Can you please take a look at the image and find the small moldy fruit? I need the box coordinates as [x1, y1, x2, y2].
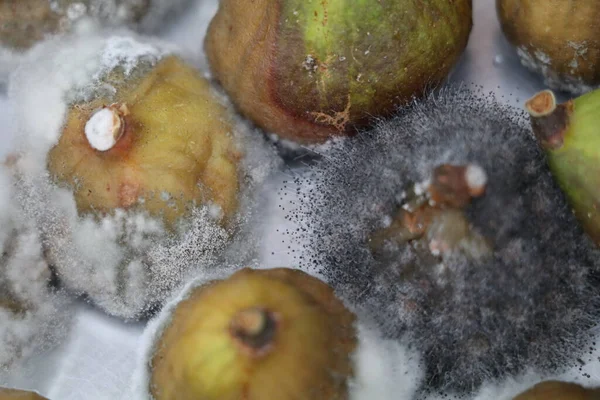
[8, 33, 281, 319]
[149, 267, 357, 400]
[205, 0, 473, 144]
[513, 381, 600, 400]
[526, 89, 600, 246]
[497, 0, 600, 94]
[0, 163, 71, 370]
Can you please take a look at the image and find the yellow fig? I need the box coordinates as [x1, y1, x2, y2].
[9, 32, 281, 319]
[497, 0, 600, 94]
[513, 381, 600, 400]
[150, 268, 357, 400]
[47, 55, 240, 229]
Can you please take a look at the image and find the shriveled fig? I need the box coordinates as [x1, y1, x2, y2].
[8, 32, 280, 318]
[0, 164, 71, 370]
[47, 55, 240, 229]
[286, 87, 600, 392]
[205, 0, 473, 144]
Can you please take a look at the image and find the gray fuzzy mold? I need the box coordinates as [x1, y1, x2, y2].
[283, 87, 600, 394]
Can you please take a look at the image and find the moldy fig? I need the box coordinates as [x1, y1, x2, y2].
[148, 267, 357, 400]
[497, 0, 600, 94]
[8, 32, 280, 319]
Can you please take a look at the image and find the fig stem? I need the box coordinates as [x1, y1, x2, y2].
[370, 163, 489, 259]
[525, 90, 573, 151]
[428, 163, 487, 208]
[230, 307, 278, 357]
[84, 104, 128, 151]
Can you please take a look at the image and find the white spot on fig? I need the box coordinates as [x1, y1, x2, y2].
[84, 106, 124, 151]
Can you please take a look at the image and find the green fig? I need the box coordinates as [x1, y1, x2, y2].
[205, 0, 473, 144]
[497, 0, 600, 94]
[149, 267, 357, 400]
[525, 89, 600, 246]
[513, 380, 600, 400]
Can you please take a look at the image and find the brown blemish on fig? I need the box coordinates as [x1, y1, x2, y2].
[118, 180, 140, 208]
[309, 94, 352, 132]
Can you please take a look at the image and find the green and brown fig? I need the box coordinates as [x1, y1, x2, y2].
[0, 388, 48, 400]
[149, 267, 357, 400]
[513, 381, 600, 400]
[526, 89, 600, 246]
[205, 0, 473, 144]
[497, 0, 600, 94]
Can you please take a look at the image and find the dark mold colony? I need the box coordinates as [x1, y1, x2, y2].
[283, 87, 600, 393]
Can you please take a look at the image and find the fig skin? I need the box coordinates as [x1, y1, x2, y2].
[0, 388, 48, 400]
[497, 0, 600, 94]
[513, 381, 600, 400]
[205, 0, 473, 144]
[47, 55, 240, 229]
[525, 89, 600, 246]
[150, 267, 357, 400]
